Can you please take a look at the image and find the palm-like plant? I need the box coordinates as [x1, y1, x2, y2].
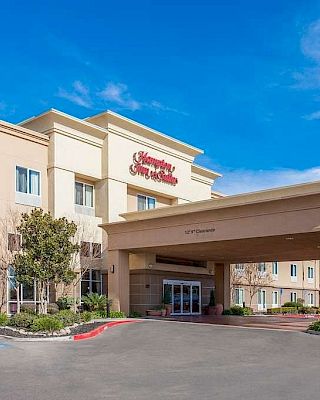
[81, 293, 107, 311]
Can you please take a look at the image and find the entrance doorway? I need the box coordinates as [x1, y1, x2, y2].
[163, 280, 201, 315]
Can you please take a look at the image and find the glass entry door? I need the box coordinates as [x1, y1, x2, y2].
[164, 280, 201, 315]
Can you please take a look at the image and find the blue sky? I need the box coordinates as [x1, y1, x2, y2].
[2, 1, 320, 194]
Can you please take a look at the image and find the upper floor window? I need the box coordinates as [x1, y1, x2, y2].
[235, 264, 245, 276]
[290, 264, 297, 281]
[307, 266, 314, 281]
[75, 182, 94, 208]
[16, 166, 40, 196]
[272, 262, 278, 276]
[80, 241, 102, 259]
[137, 195, 156, 211]
[8, 234, 21, 252]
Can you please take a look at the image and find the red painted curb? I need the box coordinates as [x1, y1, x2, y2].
[73, 320, 140, 341]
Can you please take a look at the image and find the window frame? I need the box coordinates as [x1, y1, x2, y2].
[290, 291, 297, 303]
[272, 290, 279, 307]
[15, 166, 41, 196]
[137, 194, 156, 211]
[307, 266, 314, 282]
[80, 269, 102, 297]
[290, 264, 297, 282]
[74, 181, 94, 208]
[307, 292, 314, 306]
[272, 262, 278, 279]
[234, 287, 244, 306]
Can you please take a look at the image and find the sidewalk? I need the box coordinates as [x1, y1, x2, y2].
[153, 315, 320, 332]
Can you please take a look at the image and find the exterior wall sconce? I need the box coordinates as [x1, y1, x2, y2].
[110, 265, 115, 273]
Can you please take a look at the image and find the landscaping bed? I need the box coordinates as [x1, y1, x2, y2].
[0, 321, 107, 338]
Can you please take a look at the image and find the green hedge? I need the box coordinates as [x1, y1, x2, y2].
[267, 307, 298, 314]
[31, 316, 63, 333]
[0, 312, 8, 326]
[222, 306, 253, 316]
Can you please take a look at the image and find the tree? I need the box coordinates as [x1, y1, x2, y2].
[63, 215, 104, 312]
[13, 209, 79, 314]
[231, 263, 272, 308]
[0, 208, 22, 312]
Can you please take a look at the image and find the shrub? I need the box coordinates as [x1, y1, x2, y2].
[243, 307, 253, 316]
[20, 304, 37, 314]
[81, 293, 108, 312]
[9, 312, 38, 328]
[222, 309, 232, 315]
[80, 311, 92, 323]
[267, 307, 298, 315]
[230, 306, 245, 315]
[109, 311, 126, 318]
[283, 302, 300, 308]
[0, 312, 8, 326]
[129, 311, 142, 318]
[309, 321, 320, 332]
[54, 310, 80, 327]
[31, 316, 63, 333]
[47, 303, 59, 314]
[56, 296, 75, 311]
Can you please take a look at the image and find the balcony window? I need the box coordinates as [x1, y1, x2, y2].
[75, 182, 94, 207]
[15, 166, 41, 207]
[137, 195, 156, 211]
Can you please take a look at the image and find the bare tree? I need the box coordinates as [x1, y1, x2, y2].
[231, 263, 272, 308]
[0, 208, 22, 312]
[62, 215, 104, 312]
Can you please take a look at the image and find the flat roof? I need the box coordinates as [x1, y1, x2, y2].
[113, 180, 320, 222]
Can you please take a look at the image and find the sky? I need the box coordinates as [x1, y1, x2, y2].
[2, 0, 320, 194]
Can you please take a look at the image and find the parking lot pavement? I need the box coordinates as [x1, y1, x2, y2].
[1, 320, 320, 400]
[0, 341, 12, 349]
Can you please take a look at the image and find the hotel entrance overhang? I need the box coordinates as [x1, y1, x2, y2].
[101, 180, 320, 313]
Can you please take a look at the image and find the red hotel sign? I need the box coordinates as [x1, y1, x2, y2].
[129, 151, 178, 186]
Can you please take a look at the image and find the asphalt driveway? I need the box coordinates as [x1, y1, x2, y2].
[0, 320, 319, 400]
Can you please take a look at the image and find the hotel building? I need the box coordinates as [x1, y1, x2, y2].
[0, 109, 319, 315]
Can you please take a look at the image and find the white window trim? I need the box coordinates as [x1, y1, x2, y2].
[307, 293, 314, 307]
[15, 166, 41, 207]
[272, 291, 279, 307]
[257, 289, 267, 310]
[234, 287, 244, 306]
[272, 262, 278, 280]
[307, 266, 314, 283]
[75, 181, 95, 209]
[137, 193, 156, 211]
[290, 264, 297, 282]
[290, 291, 297, 303]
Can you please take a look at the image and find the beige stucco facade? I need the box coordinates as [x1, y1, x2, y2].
[1, 108, 320, 316]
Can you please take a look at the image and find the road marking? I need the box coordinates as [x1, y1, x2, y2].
[0, 342, 11, 349]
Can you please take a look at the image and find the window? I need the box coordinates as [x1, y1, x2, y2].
[272, 291, 279, 307]
[75, 182, 94, 207]
[8, 234, 21, 252]
[137, 195, 156, 211]
[80, 242, 102, 259]
[307, 292, 314, 306]
[234, 288, 244, 306]
[81, 269, 102, 296]
[290, 264, 297, 282]
[16, 166, 40, 196]
[307, 266, 314, 281]
[235, 264, 245, 276]
[7, 266, 48, 315]
[272, 262, 278, 277]
[257, 263, 266, 277]
[290, 292, 297, 303]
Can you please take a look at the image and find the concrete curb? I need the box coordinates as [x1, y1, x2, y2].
[0, 319, 141, 342]
[306, 330, 320, 335]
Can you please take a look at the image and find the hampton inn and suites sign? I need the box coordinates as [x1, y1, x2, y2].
[129, 151, 178, 186]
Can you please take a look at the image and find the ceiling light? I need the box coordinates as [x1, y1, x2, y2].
[285, 237, 294, 240]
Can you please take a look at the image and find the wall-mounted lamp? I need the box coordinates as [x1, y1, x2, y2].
[110, 265, 115, 274]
